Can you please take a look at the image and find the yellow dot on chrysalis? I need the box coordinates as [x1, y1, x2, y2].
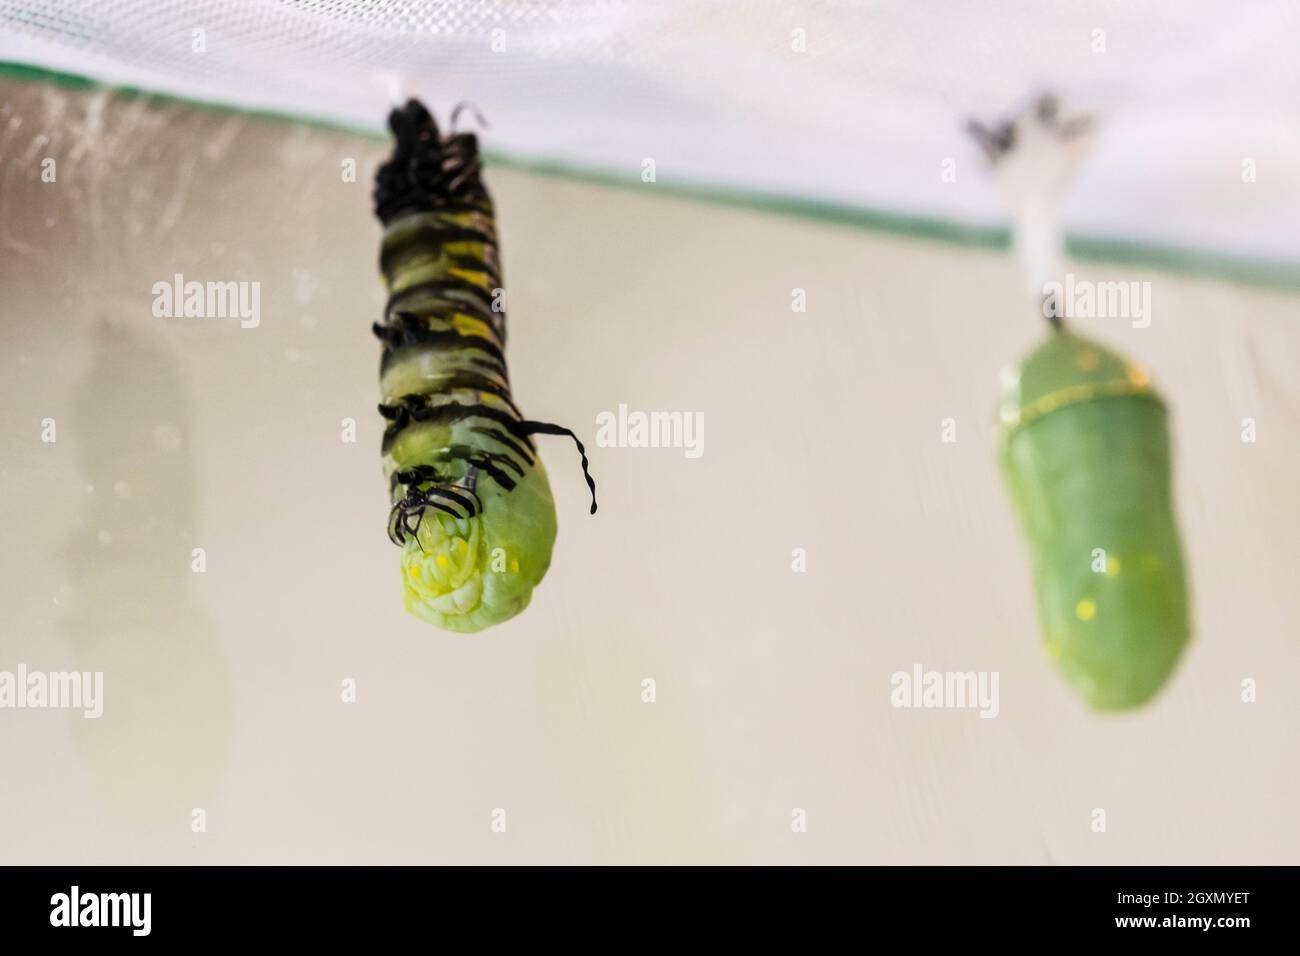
[1126, 364, 1150, 387]
[435, 553, 449, 569]
[1076, 349, 1100, 371]
[1045, 639, 1063, 660]
[1076, 598, 1097, 622]
[1106, 556, 1121, 577]
[510, 558, 520, 573]
[458, 539, 468, 555]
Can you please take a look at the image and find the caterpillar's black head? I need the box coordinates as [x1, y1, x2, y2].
[374, 99, 489, 225]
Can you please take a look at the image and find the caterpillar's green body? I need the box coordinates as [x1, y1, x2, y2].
[373, 101, 594, 633]
[999, 332, 1190, 709]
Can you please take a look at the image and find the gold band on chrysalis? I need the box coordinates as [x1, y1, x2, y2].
[1000, 376, 1163, 433]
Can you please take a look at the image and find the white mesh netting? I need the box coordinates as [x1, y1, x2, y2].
[2, 1, 1299, 270]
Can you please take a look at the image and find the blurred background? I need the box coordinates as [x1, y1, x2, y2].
[0, 1, 1297, 864]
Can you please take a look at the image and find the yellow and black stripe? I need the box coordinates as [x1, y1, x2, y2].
[372, 100, 595, 550]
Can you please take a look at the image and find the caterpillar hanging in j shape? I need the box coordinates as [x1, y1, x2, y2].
[372, 99, 596, 633]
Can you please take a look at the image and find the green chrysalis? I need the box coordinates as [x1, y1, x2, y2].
[372, 100, 595, 632]
[999, 331, 1190, 709]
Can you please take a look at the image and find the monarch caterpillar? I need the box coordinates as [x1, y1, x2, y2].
[372, 99, 596, 632]
[999, 330, 1190, 709]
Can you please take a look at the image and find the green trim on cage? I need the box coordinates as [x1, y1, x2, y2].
[3, 58, 1299, 293]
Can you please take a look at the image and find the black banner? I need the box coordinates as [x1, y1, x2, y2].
[0, 865, 1281, 942]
